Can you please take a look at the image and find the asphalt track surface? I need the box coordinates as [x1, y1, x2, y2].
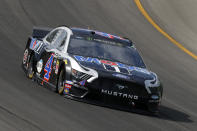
[0, 0, 197, 130]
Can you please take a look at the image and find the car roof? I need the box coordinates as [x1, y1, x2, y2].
[70, 27, 133, 47]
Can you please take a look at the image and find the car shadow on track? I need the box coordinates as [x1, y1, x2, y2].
[158, 105, 193, 123]
[66, 96, 193, 123]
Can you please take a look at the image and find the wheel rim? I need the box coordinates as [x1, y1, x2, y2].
[58, 71, 65, 94]
[28, 67, 34, 78]
[27, 59, 34, 79]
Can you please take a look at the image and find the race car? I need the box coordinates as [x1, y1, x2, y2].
[22, 26, 163, 113]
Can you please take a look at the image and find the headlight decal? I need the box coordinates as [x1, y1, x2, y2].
[37, 59, 43, 73]
[144, 73, 160, 94]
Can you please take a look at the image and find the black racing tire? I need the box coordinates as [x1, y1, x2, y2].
[57, 69, 66, 95]
[147, 102, 160, 114]
[26, 56, 34, 79]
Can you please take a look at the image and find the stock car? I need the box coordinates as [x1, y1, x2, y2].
[22, 26, 163, 113]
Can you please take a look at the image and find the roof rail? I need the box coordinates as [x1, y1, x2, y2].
[58, 25, 69, 28]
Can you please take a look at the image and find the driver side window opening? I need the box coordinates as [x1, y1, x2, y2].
[56, 30, 67, 51]
[46, 29, 67, 51]
[58, 37, 66, 50]
[46, 30, 59, 43]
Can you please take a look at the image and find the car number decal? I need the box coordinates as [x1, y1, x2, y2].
[44, 54, 54, 82]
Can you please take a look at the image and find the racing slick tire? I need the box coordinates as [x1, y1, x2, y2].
[26, 56, 34, 79]
[147, 102, 160, 114]
[57, 69, 65, 95]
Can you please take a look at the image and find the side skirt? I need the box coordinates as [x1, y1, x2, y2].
[34, 74, 57, 92]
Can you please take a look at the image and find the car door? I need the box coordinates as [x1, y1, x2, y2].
[39, 28, 67, 86]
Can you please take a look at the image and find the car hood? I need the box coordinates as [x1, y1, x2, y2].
[72, 55, 157, 86]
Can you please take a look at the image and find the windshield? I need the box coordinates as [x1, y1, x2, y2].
[68, 36, 146, 68]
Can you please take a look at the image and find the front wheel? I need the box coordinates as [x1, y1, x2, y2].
[26, 56, 34, 79]
[147, 102, 160, 114]
[57, 69, 65, 95]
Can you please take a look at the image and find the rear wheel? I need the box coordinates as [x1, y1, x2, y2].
[57, 69, 65, 95]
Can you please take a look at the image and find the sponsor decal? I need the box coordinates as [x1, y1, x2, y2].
[93, 38, 123, 46]
[64, 83, 72, 94]
[79, 80, 86, 86]
[65, 80, 73, 85]
[101, 89, 138, 100]
[74, 55, 101, 65]
[29, 38, 44, 54]
[115, 84, 127, 90]
[100, 60, 117, 66]
[30, 38, 38, 50]
[74, 55, 150, 74]
[112, 73, 130, 80]
[55, 60, 59, 74]
[64, 59, 68, 65]
[95, 31, 125, 40]
[23, 49, 28, 64]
